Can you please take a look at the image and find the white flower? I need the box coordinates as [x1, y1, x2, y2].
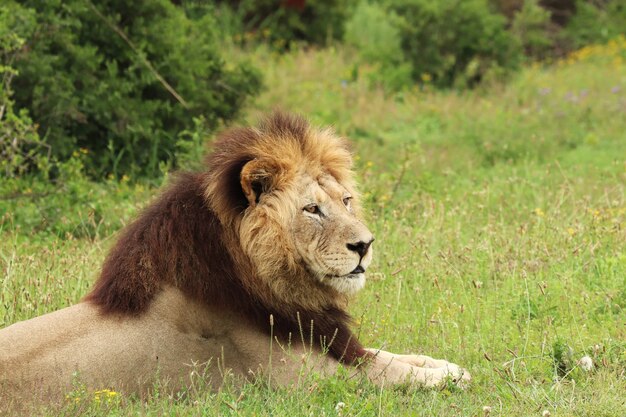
[335, 402, 346, 413]
[578, 355, 593, 371]
[483, 405, 492, 415]
[542, 410, 551, 417]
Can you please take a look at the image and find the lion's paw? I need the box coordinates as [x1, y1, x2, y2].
[364, 348, 471, 389]
[435, 362, 471, 389]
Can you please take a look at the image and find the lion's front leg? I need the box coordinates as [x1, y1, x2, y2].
[363, 348, 471, 388]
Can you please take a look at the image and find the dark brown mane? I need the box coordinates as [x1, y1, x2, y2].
[85, 112, 369, 364]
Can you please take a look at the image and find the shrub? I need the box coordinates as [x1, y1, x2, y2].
[216, 0, 351, 48]
[8, 0, 262, 178]
[0, 2, 51, 178]
[562, 0, 626, 49]
[344, 1, 412, 91]
[511, 0, 553, 59]
[388, 0, 523, 88]
[552, 339, 575, 378]
[345, 2, 403, 65]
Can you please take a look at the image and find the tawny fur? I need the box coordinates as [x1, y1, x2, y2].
[0, 112, 470, 410]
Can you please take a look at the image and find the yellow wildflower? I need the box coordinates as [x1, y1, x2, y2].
[93, 389, 118, 403]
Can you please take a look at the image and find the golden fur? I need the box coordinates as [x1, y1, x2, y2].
[0, 113, 469, 410]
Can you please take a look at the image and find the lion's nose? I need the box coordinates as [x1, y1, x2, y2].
[347, 237, 374, 258]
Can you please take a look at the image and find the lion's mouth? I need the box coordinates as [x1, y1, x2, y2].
[321, 266, 366, 280]
[350, 265, 365, 274]
[335, 265, 366, 279]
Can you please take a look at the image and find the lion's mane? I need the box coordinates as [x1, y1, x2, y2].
[85, 112, 368, 364]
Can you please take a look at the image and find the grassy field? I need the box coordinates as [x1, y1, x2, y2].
[1, 39, 626, 416]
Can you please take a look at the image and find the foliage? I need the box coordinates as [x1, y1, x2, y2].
[344, 1, 413, 91]
[345, 2, 403, 67]
[387, 0, 523, 88]
[563, 0, 626, 49]
[215, 0, 351, 49]
[510, 0, 553, 59]
[173, 115, 214, 172]
[557, 34, 626, 66]
[552, 339, 576, 377]
[6, 0, 261, 178]
[0, 174, 153, 241]
[0, 2, 51, 178]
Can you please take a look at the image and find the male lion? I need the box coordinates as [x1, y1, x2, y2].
[0, 113, 469, 408]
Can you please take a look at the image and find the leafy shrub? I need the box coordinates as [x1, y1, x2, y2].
[8, 0, 261, 178]
[552, 338, 575, 378]
[173, 116, 213, 172]
[0, 2, 52, 178]
[344, 1, 412, 91]
[216, 0, 350, 48]
[345, 2, 403, 64]
[511, 0, 553, 59]
[562, 0, 626, 49]
[388, 0, 523, 88]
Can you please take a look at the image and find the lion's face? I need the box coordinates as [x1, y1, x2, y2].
[290, 173, 374, 295]
[207, 113, 374, 304]
[238, 170, 374, 298]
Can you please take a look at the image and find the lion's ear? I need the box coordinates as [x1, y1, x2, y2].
[240, 159, 278, 207]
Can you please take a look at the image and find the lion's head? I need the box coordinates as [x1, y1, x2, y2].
[205, 112, 374, 306]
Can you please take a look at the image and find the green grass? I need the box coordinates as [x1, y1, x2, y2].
[1, 41, 625, 416]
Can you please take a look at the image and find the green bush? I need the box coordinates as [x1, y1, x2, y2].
[388, 0, 522, 88]
[511, 0, 553, 59]
[0, 2, 52, 178]
[344, 1, 413, 91]
[215, 0, 351, 48]
[562, 0, 626, 49]
[7, 0, 261, 178]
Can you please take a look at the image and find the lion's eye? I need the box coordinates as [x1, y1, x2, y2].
[342, 196, 352, 208]
[304, 204, 320, 215]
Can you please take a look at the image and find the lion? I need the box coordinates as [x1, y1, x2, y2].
[0, 112, 469, 409]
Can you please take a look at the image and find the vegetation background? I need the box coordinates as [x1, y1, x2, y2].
[1, 0, 625, 415]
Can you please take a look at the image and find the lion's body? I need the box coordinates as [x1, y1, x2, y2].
[0, 113, 469, 409]
[0, 287, 337, 406]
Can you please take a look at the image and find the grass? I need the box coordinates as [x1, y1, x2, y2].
[1, 38, 625, 416]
